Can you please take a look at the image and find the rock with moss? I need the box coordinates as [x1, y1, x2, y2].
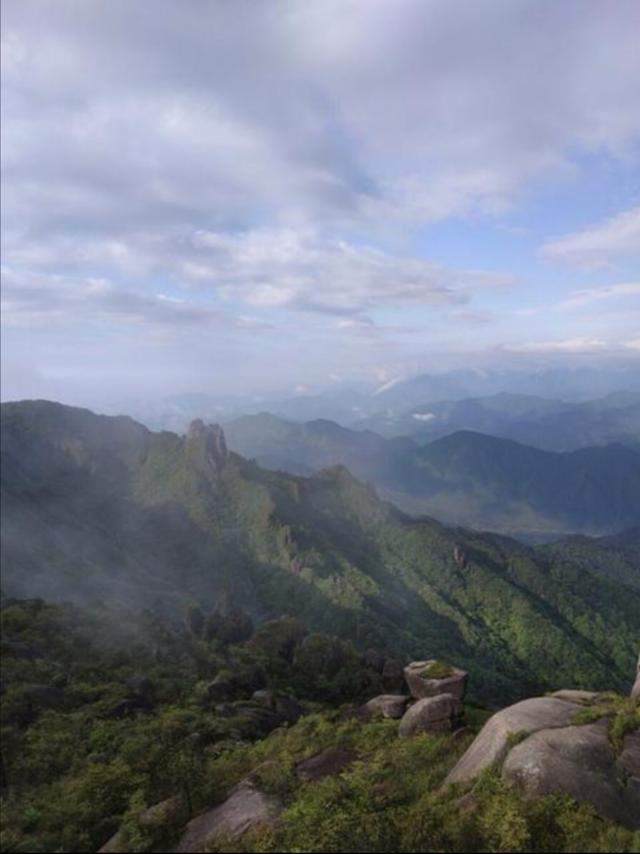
[99, 796, 184, 852]
[445, 696, 582, 784]
[398, 693, 463, 737]
[175, 777, 281, 852]
[446, 690, 640, 830]
[359, 693, 410, 720]
[502, 721, 640, 829]
[296, 747, 358, 782]
[404, 660, 468, 701]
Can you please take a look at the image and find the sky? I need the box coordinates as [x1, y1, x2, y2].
[2, 0, 640, 405]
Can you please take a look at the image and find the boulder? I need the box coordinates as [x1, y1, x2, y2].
[175, 779, 281, 852]
[444, 696, 581, 785]
[502, 722, 640, 830]
[398, 693, 462, 738]
[404, 660, 468, 701]
[99, 796, 184, 852]
[550, 689, 599, 704]
[632, 653, 640, 700]
[296, 747, 357, 782]
[359, 694, 409, 720]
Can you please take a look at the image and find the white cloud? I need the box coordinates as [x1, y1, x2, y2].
[505, 337, 609, 354]
[541, 208, 640, 269]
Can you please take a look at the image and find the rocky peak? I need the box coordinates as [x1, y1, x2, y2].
[186, 420, 229, 475]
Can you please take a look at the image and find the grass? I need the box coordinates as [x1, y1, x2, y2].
[421, 661, 455, 680]
[570, 693, 639, 753]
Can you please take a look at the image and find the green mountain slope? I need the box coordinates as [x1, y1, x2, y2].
[225, 412, 640, 539]
[2, 400, 639, 704]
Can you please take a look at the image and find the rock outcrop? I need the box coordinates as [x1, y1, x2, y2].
[186, 420, 228, 476]
[445, 696, 582, 785]
[175, 777, 281, 852]
[99, 796, 184, 853]
[445, 691, 640, 830]
[502, 720, 639, 829]
[296, 747, 357, 782]
[632, 653, 640, 700]
[358, 694, 409, 720]
[398, 693, 463, 737]
[404, 660, 468, 701]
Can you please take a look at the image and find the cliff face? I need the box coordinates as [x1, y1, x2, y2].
[186, 419, 229, 476]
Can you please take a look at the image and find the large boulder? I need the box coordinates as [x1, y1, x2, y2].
[404, 660, 468, 701]
[444, 696, 581, 785]
[502, 721, 640, 830]
[359, 694, 409, 720]
[175, 778, 281, 852]
[444, 691, 640, 830]
[398, 693, 462, 738]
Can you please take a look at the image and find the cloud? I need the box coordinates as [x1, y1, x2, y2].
[2, 1, 640, 399]
[188, 228, 512, 317]
[502, 336, 640, 355]
[554, 281, 640, 310]
[0, 269, 237, 330]
[540, 208, 640, 269]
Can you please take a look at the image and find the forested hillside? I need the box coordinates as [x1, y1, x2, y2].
[2, 401, 639, 705]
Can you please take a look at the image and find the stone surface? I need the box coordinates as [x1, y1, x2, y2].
[404, 660, 468, 701]
[550, 689, 599, 704]
[444, 696, 581, 785]
[359, 694, 409, 720]
[398, 693, 462, 737]
[632, 653, 640, 700]
[175, 780, 280, 852]
[296, 747, 357, 782]
[502, 722, 640, 830]
[99, 796, 183, 852]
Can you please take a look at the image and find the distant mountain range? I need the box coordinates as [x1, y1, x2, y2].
[225, 412, 640, 540]
[2, 400, 639, 704]
[102, 362, 640, 435]
[355, 390, 640, 450]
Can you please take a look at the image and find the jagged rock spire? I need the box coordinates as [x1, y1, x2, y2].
[186, 419, 228, 475]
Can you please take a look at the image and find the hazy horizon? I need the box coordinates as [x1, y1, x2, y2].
[2, 0, 639, 407]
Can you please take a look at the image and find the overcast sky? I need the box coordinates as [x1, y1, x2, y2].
[2, 0, 639, 404]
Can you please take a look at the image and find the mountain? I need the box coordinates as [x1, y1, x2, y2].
[224, 412, 640, 540]
[2, 399, 639, 706]
[357, 390, 640, 451]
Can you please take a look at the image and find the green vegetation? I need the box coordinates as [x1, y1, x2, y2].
[1, 598, 638, 853]
[421, 661, 455, 679]
[224, 410, 640, 539]
[571, 693, 640, 753]
[2, 401, 639, 708]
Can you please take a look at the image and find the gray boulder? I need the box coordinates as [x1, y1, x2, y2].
[175, 778, 281, 852]
[503, 721, 640, 829]
[398, 693, 462, 738]
[444, 696, 581, 785]
[404, 660, 468, 701]
[359, 694, 409, 720]
[632, 653, 640, 700]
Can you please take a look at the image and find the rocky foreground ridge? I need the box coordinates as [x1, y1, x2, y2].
[100, 656, 639, 852]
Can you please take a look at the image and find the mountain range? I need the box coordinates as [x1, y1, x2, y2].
[224, 412, 640, 540]
[2, 399, 639, 704]
[355, 390, 640, 450]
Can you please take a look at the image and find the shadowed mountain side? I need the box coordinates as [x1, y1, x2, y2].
[2, 400, 639, 705]
[224, 413, 640, 539]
